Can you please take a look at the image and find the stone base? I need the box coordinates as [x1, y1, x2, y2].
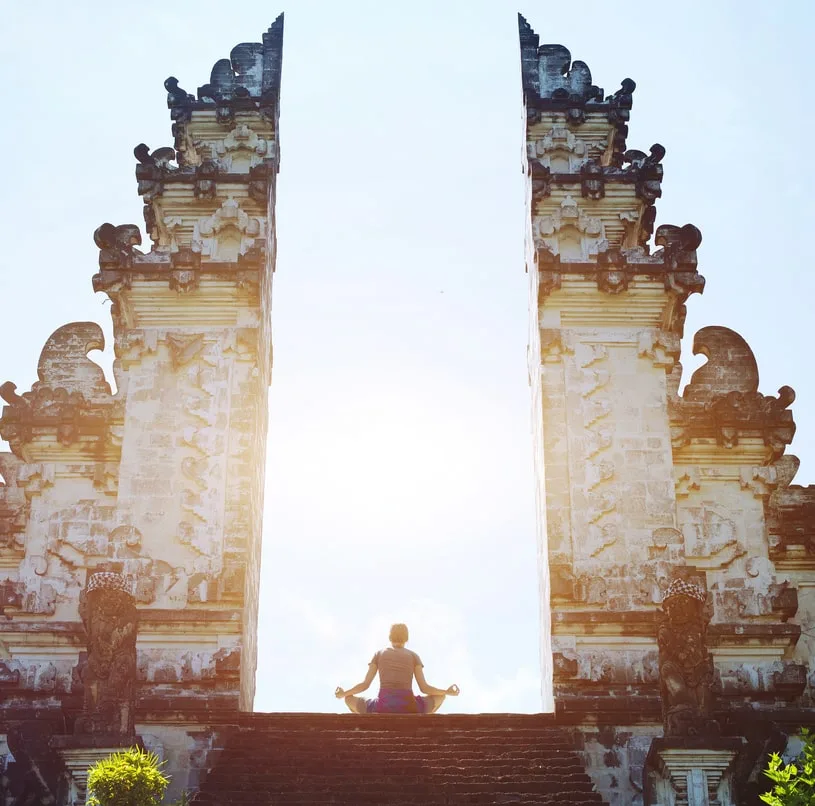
[50, 735, 140, 806]
[644, 738, 746, 806]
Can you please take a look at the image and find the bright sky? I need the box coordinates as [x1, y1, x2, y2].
[1, 1, 814, 714]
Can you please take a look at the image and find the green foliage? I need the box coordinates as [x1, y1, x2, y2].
[86, 747, 170, 806]
[760, 728, 815, 806]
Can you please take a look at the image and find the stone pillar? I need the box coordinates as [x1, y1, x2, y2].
[89, 17, 284, 714]
[52, 739, 142, 806]
[51, 571, 140, 805]
[518, 15, 815, 804]
[645, 739, 744, 806]
[519, 13, 704, 720]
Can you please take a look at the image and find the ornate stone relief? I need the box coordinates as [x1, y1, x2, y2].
[657, 579, 718, 737]
[0, 324, 118, 457]
[93, 224, 143, 270]
[638, 330, 680, 371]
[192, 199, 264, 262]
[536, 195, 607, 261]
[134, 143, 177, 202]
[671, 327, 796, 455]
[0, 454, 27, 557]
[623, 144, 665, 202]
[531, 126, 590, 172]
[202, 124, 274, 172]
[76, 572, 137, 737]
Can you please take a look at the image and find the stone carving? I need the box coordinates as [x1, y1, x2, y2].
[0, 323, 116, 455]
[580, 159, 605, 200]
[76, 572, 137, 737]
[768, 479, 815, 561]
[685, 327, 758, 403]
[248, 161, 274, 203]
[93, 223, 143, 269]
[204, 124, 274, 172]
[672, 327, 796, 454]
[532, 126, 590, 172]
[536, 195, 607, 261]
[194, 159, 220, 199]
[529, 161, 552, 205]
[192, 199, 263, 262]
[195, 16, 284, 104]
[638, 330, 680, 370]
[654, 223, 701, 272]
[134, 143, 176, 201]
[532, 43, 602, 108]
[657, 578, 718, 737]
[624, 144, 665, 203]
[0, 454, 27, 555]
[517, 16, 634, 133]
[165, 76, 195, 116]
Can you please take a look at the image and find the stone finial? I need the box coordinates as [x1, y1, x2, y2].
[518, 14, 634, 114]
[76, 572, 138, 737]
[685, 326, 758, 403]
[0, 323, 118, 455]
[165, 16, 284, 114]
[94, 223, 143, 270]
[657, 578, 718, 737]
[671, 326, 796, 455]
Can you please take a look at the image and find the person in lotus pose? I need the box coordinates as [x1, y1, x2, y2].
[335, 623, 460, 714]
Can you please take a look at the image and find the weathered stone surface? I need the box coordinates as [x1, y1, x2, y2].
[520, 15, 814, 806]
[76, 572, 137, 737]
[657, 579, 717, 738]
[0, 20, 283, 802]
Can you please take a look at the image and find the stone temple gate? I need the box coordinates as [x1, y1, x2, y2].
[0, 13, 813, 806]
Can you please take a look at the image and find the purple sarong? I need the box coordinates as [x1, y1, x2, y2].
[365, 688, 429, 714]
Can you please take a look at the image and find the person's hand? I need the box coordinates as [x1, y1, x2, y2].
[446, 684, 460, 696]
[335, 687, 346, 699]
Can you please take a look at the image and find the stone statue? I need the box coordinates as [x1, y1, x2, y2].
[657, 578, 718, 737]
[75, 572, 138, 737]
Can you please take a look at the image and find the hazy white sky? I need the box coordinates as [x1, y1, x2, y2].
[1, 1, 814, 713]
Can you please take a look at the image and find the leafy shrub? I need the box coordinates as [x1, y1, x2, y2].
[761, 728, 815, 806]
[87, 747, 169, 806]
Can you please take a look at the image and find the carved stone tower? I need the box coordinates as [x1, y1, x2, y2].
[0, 17, 283, 798]
[520, 14, 815, 805]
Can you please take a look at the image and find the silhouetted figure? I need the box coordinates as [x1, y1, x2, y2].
[335, 623, 460, 714]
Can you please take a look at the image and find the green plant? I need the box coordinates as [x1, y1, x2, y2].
[87, 747, 170, 806]
[760, 728, 815, 806]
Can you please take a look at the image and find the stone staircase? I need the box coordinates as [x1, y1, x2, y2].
[190, 713, 605, 805]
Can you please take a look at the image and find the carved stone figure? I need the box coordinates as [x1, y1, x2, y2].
[76, 572, 138, 737]
[657, 579, 718, 737]
[93, 223, 143, 270]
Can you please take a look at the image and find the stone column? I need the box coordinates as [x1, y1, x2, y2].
[52, 571, 139, 805]
[645, 739, 744, 806]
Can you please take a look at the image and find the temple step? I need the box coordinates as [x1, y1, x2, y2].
[189, 713, 606, 805]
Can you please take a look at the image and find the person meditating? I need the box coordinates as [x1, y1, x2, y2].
[335, 623, 460, 714]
